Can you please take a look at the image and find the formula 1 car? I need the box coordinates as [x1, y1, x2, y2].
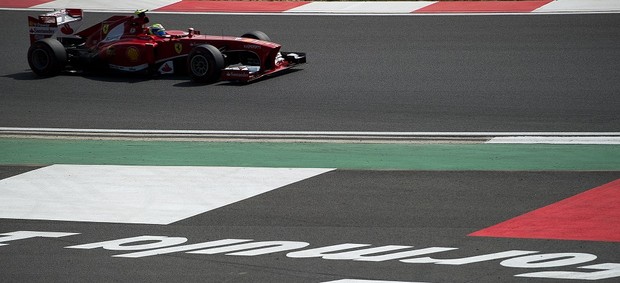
[27, 9, 306, 83]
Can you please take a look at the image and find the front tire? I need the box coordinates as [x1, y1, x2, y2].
[187, 44, 225, 83]
[241, 31, 271, 42]
[27, 38, 67, 77]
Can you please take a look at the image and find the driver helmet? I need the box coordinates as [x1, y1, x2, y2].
[149, 23, 166, 36]
[134, 9, 148, 17]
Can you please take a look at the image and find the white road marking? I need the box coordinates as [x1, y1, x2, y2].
[2, 127, 619, 136]
[1, 127, 619, 144]
[322, 280, 428, 283]
[487, 136, 620, 145]
[0, 165, 333, 225]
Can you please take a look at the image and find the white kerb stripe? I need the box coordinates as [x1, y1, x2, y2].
[286, 2, 436, 14]
[534, 0, 620, 13]
[32, 0, 180, 11]
[0, 165, 333, 225]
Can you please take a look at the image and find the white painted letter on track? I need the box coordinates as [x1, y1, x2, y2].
[0, 231, 79, 247]
[287, 243, 372, 258]
[114, 239, 253, 258]
[402, 250, 539, 265]
[319, 245, 459, 262]
[501, 253, 597, 268]
[515, 263, 620, 280]
[354, 247, 458, 262]
[66, 235, 187, 251]
[188, 241, 310, 256]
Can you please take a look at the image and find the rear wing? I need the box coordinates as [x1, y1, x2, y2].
[28, 8, 83, 44]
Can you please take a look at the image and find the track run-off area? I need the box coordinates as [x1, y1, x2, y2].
[1, 1, 620, 282]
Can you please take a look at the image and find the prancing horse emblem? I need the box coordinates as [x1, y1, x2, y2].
[174, 43, 182, 54]
[102, 23, 109, 35]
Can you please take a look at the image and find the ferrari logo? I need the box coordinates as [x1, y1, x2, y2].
[174, 43, 183, 54]
[126, 47, 140, 62]
[102, 24, 109, 35]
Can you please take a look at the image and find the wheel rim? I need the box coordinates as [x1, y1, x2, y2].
[190, 55, 209, 76]
[31, 48, 50, 70]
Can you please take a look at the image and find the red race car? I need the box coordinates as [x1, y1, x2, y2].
[27, 9, 306, 83]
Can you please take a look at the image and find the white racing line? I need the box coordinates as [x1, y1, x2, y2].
[322, 280, 427, 283]
[1, 127, 619, 144]
[487, 136, 620, 145]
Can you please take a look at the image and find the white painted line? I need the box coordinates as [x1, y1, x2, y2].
[0, 165, 333, 225]
[1, 127, 619, 137]
[2, 127, 619, 144]
[322, 279, 428, 283]
[487, 136, 620, 145]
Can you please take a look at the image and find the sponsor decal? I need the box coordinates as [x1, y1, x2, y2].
[1, 230, 619, 281]
[224, 71, 250, 78]
[39, 16, 56, 25]
[158, 61, 174, 74]
[28, 18, 38, 27]
[243, 44, 261, 50]
[174, 43, 183, 54]
[29, 26, 57, 35]
[126, 46, 140, 62]
[60, 24, 74, 35]
[109, 63, 148, 72]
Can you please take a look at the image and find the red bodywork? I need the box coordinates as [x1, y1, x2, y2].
[28, 9, 305, 82]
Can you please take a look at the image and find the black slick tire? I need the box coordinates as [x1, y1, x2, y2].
[27, 38, 67, 77]
[241, 31, 271, 42]
[187, 44, 225, 83]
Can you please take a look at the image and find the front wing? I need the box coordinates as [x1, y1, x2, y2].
[221, 52, 306, 83]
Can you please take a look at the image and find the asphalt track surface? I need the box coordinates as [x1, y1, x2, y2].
[1, 166, 619, 282]
[1, 10, 620, 283]
[1, 11, 619, 131]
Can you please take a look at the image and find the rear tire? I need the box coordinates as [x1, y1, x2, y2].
[27, 38, 67, 77]
[241, 31, 271, 42]
[187, 44, 225, 83]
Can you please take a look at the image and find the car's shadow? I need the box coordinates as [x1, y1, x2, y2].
[3, 70, 154, 83]
[4, 68, 303, 87]
[3, 71, 45, 81]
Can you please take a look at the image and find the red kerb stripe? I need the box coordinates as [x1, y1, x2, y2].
[157, 0, 310, 13]
[2, 0, 52, 8]
[470, 179, 620, 242]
